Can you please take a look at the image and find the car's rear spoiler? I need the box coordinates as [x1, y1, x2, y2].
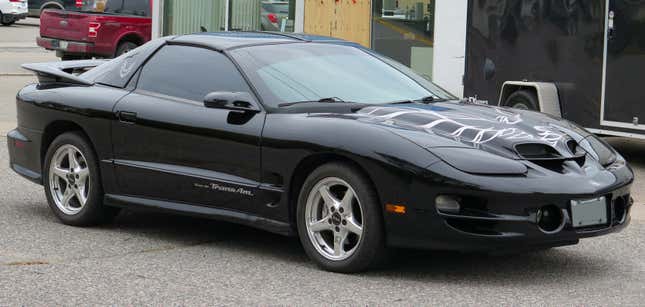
[21, 60, 108, 86]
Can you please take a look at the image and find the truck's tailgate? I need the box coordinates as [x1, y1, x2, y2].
[40, 10, 91, 42]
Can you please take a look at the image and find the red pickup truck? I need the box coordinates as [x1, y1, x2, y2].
[37, 0, 152, 60]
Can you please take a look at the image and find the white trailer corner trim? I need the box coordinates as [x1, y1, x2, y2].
[499, 81, 562, 118]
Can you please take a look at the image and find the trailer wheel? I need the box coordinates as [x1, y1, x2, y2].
[504, 90, 538, 111]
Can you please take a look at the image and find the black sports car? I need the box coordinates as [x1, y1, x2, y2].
[8, 32, 634, 272]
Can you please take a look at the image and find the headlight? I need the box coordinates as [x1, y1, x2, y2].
[430, 147, 527, 175]
[579, 135, 617, 167]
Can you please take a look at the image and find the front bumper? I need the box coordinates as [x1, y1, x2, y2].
[387, 186, 633, 252]
[37, 37, 95, 55]
[384, 158, 634, 252]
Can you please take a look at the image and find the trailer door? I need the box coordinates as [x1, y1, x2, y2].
[602, 0, 645, 130]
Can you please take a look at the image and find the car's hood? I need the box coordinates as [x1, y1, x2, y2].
[349, 102, 592, 160]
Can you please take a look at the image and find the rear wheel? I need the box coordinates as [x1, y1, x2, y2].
[504, 90, 539, 111]
[297, 162, 387, 273]
[115, 41, 138, 57]
[43, 132, 118, 226]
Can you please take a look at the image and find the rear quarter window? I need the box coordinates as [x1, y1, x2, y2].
[83, 38, 166, 88]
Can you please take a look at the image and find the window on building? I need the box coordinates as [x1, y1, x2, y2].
[230, 0, 294, 32]
[371, 0, 436, 79]
[162, 0, 296, 35]
[137, 45, 251, 102]
[163, 0, 227, 35]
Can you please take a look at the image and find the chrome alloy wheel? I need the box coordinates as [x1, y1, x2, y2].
[48, 144, 91, 215]
[304, 177, 364, 261]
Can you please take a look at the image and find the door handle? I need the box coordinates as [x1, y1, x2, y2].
[117, 111, 138, 123]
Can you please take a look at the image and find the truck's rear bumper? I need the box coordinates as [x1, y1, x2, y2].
[37, 37, 95, 55]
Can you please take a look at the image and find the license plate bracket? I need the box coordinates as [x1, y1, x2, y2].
[571, 197, 608, 228]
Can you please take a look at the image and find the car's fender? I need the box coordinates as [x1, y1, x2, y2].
[260, 112, 442, 225]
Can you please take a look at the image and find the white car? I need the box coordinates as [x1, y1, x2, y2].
[0, 0, 28, 26]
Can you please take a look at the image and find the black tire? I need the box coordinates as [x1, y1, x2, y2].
[1, 12, 15, 26]
[43, 132, 118, 226]
[504, 90, 539, 111]
[115, 41, 138, 57]
[296, 162, 387, 273]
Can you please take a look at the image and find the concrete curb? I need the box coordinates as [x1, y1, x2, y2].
[0, 73, 32, 76]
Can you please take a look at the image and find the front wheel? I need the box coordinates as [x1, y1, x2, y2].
[297, 162, 387, 272]
[43, 132, 118, 226]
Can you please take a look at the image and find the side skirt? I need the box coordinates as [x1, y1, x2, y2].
[104, 194, 295, 237]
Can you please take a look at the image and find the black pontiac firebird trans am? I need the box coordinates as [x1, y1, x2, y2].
[8, 32, 633, 272]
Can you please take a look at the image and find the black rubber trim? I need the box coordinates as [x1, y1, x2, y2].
[104, 194, 295, 236]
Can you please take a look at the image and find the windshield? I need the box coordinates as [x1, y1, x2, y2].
[230, 43, 453, 108]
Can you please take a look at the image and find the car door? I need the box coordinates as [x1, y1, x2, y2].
[111, 44, 265, 213]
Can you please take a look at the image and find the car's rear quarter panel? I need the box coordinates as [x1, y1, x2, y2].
[13, 84, 128, 192]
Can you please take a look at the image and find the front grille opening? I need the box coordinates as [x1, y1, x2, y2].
[446, 219, 501, 236]
[516, 143, 561, 159]
[457, 196, 489, 216]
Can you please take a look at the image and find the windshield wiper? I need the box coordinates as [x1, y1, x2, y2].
[414, 96, 451, 104]
[388, 96, 449, 105]
[278, 97, 348, 107]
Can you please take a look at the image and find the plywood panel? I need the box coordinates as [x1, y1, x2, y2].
[333, 0, 371, 47]
[304, 0, 371, 47]
[304, 0, 334, 36]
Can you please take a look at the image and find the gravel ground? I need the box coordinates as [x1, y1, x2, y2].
[1, 137, 644, 305]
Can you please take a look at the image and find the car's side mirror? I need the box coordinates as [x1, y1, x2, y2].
[203, 92, 261, 113]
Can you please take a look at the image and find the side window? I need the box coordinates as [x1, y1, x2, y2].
[103, 0, 124, 14]
[122, 0, 150, 16]
[137, 45, 252, 102]
[83, 38, 165, 88]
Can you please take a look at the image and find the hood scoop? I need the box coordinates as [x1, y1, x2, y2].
[515, 142, 586, 173]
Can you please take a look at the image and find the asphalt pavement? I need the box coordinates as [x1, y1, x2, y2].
[1, 18, 645, 306]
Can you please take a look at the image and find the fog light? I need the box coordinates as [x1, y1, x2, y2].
[537, 205, 564, 234]
[435, 195, 461, 214]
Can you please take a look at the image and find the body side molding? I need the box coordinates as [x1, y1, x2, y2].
[104, 194, 295, 236]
